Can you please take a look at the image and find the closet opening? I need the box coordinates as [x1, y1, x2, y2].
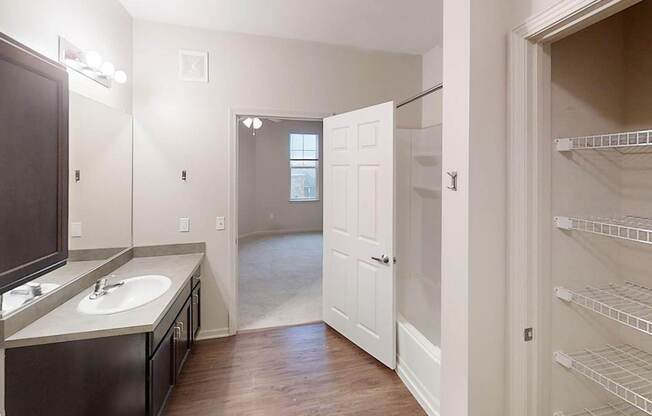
[528, 0, 652, 413]
[236, 115, 324, 332]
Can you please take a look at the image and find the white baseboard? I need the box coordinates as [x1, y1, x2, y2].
[238, 228, 322, 240]
[396, 316, 440, 416]
[195, 327, 230, 341]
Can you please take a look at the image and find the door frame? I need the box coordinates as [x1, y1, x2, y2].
[507, 0, 641, 414]
[227, 107, 331, 334]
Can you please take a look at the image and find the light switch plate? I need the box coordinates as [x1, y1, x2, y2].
[71, 222, 82, 238]
[179, 217, 190, 232]
[216, 216, 225, 231]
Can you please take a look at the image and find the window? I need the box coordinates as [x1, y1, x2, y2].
[289, 133, 319, 201]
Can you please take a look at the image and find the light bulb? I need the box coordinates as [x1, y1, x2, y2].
[101, 62, 115, 77]
[252, 117, 262, 129]
[242, 118, 253, 128]
[84, 51, 102, 69]
[113, 70, 127, 84]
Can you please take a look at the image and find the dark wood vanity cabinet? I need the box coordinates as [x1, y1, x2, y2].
[147, 276, 201, 416]
[0, 33, 69, 293]
[6, 270, 202, 416]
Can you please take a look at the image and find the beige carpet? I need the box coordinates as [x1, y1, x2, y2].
[238, 232, 322, 331]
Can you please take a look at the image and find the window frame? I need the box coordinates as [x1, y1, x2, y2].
[288, 133, 320, 202]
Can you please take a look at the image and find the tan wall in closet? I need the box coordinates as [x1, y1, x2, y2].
[550, 11, 627, 411]
[618, 0, 652, 352]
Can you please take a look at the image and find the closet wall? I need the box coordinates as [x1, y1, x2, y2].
[548, 1, 652, 412]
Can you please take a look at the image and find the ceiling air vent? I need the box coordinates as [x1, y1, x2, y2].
[178, 50, 208, 83]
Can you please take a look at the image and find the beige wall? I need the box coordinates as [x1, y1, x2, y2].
[238, 124, 258, 238]
[238, 119, 323, 237]
[623, 0, 652, 130]
[0, 0, 133, 113]
[132, 19, 423, 336]
[421, 46, 443, 128]
[441, 0, 509, 415]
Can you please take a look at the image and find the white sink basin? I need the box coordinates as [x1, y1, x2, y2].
[77, 275, 172, 315]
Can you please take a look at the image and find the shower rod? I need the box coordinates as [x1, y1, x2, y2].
[396, 82, 443, 109]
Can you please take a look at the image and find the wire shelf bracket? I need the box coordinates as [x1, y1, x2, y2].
[554, 216, 652, 246]
[555, 283, 652, 336]
[556, 129, 652, 152]
[554, 345, 652, 414]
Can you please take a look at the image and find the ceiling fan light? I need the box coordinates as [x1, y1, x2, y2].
[242, 117, 253, 128]
[252, 117, 263, 129]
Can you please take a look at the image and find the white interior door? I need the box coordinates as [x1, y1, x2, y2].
[322, 101, 396, 369]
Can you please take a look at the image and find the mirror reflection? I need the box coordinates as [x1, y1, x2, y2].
[2, 93, 133, 315]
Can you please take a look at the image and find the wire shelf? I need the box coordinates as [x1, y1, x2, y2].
[554, 345, 652, 414]
[555, 216, 652, 246]
[555, 283, 652, 336]
[556, 129, 652, 152]
[558, 401, 650, 416]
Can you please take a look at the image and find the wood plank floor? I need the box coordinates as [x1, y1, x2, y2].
[164, 323, 426, 416]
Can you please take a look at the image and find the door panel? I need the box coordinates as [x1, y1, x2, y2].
[323, 101, 396, 369]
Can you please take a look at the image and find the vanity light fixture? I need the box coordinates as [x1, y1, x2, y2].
[58, 37, 128, 88]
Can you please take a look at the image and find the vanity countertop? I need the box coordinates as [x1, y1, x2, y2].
[4, 253, 203, 349]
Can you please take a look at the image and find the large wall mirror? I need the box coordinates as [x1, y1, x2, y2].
[2, 92, 133, 315]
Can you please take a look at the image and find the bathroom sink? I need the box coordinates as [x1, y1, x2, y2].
[77, 275, 172, 315]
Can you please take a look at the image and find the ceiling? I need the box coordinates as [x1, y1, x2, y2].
[118, 0, 442, 54]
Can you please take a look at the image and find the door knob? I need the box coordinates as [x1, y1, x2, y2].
[371, 254, 390, 264]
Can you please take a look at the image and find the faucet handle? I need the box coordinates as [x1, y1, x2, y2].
[94, 278, 107, 292]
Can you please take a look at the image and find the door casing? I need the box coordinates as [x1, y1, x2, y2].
[227, 107, 331, 334]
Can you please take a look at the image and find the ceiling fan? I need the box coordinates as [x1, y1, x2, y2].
[238, 115, 282, 136]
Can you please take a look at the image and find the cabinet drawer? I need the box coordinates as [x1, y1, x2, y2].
[147, 281, 191, 357]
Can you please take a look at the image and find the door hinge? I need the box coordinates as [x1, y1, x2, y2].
[524, 327, 534, 342]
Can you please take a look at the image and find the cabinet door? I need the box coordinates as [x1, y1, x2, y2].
[191, 282, 201, 343]
[174, 299, 191, 379]
[149, 326, 174, 416]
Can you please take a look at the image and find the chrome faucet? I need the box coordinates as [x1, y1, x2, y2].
[10, 282, 43, 298]
[89, 276, 124, 300]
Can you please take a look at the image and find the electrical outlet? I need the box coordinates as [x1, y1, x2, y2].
[71, 222, 82, 238]
[216, 216, 225, 231]
[179, 217, 190, 232]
